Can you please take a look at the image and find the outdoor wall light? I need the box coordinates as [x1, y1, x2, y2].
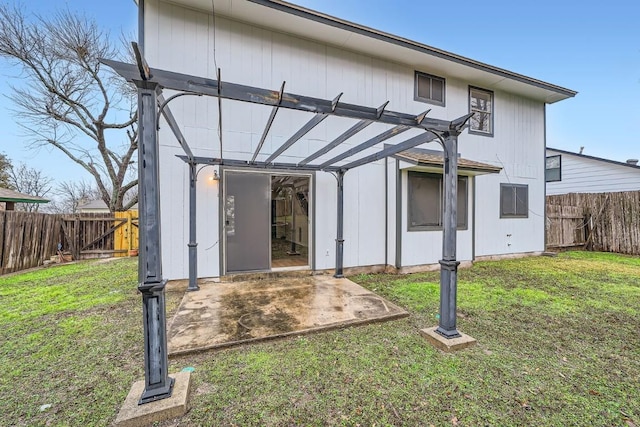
[208, 170, 220, 182]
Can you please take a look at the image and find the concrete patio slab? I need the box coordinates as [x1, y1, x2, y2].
[167, 275, 408, 355]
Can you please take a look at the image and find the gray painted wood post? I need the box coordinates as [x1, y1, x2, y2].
[187, 163, 200, 292]
[436, 131, 462, 339]
[136, 81, 174, 404]
[334, 170, 345, 278]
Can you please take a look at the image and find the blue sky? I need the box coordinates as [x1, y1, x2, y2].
[0, 0, 638, 184]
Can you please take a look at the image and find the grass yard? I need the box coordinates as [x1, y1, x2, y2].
[0, 252, 639, 426]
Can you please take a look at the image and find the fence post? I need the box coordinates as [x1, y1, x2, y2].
[74, 217, 80, 260]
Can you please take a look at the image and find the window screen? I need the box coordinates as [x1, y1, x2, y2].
[408, 171, 468, 230]
[500, 183, 528, 218]
[415, 71, 446, 106]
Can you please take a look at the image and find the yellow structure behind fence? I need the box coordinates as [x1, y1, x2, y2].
[114, 210, 139, 257]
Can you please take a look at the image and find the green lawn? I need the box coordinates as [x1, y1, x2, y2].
[1, 252, 639, 426]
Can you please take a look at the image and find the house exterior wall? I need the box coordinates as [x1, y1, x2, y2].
[546, 149, 640, 195]
[145, 0, 547, 279]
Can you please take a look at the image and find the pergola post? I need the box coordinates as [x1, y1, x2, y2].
[136, 81, 174, 404]
[436, 131, 462, 339]
[187, 162, 200, 292]
[334, 170, 346, 278]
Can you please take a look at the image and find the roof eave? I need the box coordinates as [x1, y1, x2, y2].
[394, 154, 502, 175]
[247, 0, 576, 101]
[547, 147, 640, 170]
[1, 197, 49, 203]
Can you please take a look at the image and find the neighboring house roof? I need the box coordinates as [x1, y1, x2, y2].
[77, 200, 139, 211]
[78, 200, 109, 210]
[171, 0, 577, 103]
[547, 147, 640, 171]
[395, 149, 502, 175]
[0, 187, 49, 203]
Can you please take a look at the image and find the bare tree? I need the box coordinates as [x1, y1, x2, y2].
[46, 180, 101, 214]
[0, 152, 14, 189]
[0, 4, 138, 212]
[8, 163, 53, 212]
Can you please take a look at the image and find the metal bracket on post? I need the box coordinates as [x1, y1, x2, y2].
[334, 170, 346, 278]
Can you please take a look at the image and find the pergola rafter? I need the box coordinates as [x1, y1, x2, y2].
[101, 46, 473, 405]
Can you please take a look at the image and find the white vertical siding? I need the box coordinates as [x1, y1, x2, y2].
[145, 0, 547, 279]
[468, 92, 546, 257]
[546, 150, 640, 195]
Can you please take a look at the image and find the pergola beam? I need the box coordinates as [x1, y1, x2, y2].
[318, 125, 410, 169]
[298, 118, 372, 166]
[100, 58, 452, 131]
[176, 155, 342, 172]
[157, 93, 194, 161]
[340, 131, 438, 171]
[252, 81, 285, 163]
[264, 113, 328, 164]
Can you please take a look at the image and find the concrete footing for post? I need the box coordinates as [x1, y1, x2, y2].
[420, 326, 477, 352]
[114, 371, 191, 427]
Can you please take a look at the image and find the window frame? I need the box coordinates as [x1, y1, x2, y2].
[407, 171, 468, 231]
[545, 155, 562, 182]
[500, 183, 529, 219]
[414, 71, 446, 107]
[468, 86, 494, 137]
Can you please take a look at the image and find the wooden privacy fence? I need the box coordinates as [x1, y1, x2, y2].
[1, 210, 140, 275]
[547, 191, 640, 255]
[0, 211, 62, 275]
[60, 212, 139, 259]
[546, 204, 587, 248]
[114, 211, 139, 257]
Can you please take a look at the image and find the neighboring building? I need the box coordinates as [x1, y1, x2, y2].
[546, 147, 640, 195]
[77, 200, 110, 213]
[140, 0, 576, 280]
[77, 200, 139, 213]
[0, 187, 49, 211]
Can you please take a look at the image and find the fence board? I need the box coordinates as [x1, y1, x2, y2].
[547, 191, 640, 255]
[0, 212, 62, 275]
[1, 211, 139, 275]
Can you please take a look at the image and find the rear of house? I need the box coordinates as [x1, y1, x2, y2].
[141, 0, 575, 280]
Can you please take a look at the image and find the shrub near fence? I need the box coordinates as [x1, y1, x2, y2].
[0, 211, 62, 275]
[547, 191, 640, 255]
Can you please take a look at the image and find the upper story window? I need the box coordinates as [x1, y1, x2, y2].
[500, 183, 528, 218]
[414, 71, 445, 106]
[545, 155, 561, 182]
[469, 86, 494, 136]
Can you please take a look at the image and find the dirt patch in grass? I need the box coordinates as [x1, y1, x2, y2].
[1, 251, 639, 426]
